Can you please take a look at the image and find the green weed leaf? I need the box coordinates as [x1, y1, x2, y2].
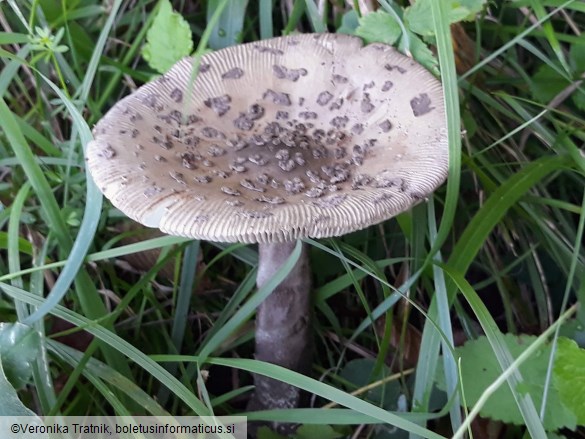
[399, 30, 439, 76]
[354, 11, 437, 75]
[0, 322, 41, 390]
[356, 11, 402, 45]
[554, 338, 585, 425]
[0, 357, 38, 416]
[142, 0, 193, 73]
[530, 64, 585, 112]
[436, 334, 576, 430]
[337, 10, 359, 35]
[405, 0, 486, 36]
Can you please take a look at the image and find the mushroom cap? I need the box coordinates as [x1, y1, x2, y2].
[87, 33, 448, 243]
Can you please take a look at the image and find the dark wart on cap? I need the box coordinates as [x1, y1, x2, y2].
[87, 33, 448, 243]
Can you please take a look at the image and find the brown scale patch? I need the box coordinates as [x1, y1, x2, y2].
[272, 65, 308, 81]
[361, 93, 375, 113]
[256, 195, 285, 204]
[299, 111, 317, 120]
[193, 175, 212, 184]
[99, 145, 116, 159]
[200, 127, 225, 139]
[263, 89, 292, 106]
[373, 192, 393, 204]
[317, 91, 334, 106]
[221, 186, 241, 196]
[410, 93, 434, 117]
[382, 81, 393, 92]
[238, 210, 273, 219]
[384, 64, 407, 74]
[379, 120, 392, 132]
[170, 88, 183, 103]
[153, 135, 173, 150]
[222, 67, 244, 79]
[253, 45, 284, 55]
[169, 171, 186, 185]
[329, 98, 344, 111]
[330, 116, 349, 129]
[143, 185, 163, 198]
[247, 104, 265, 120]
[313, 193, 346, 208]
[204, 95, 232, 117]
[240, 179, 266, 192]
[351, 123, 364, 135]
[185, 115, 200, 125]
[233, 114, 255, 131]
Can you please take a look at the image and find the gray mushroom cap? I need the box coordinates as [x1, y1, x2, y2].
[87, 33, 448, 243]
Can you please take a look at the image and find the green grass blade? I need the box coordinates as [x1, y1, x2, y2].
[412, 0, 464, 419]
[448, 155, 571, 278]
[441, 266, 575, 439]
[172, 241, 200, 351]
[259, 0, 274, 39]
[22, 73, 103, 326]
[540, 189, 585, 419]
[207, 0, 249, 49]
[526, 0, 570, 73]
[304, 0, 326, 33]
[0, 283, 211, 415]
[197, 266, 258, 354]
[244, 408, 442, 424]
[0, 97, 72, 248]
[459, 0, 576, 81]
[197, 240, 303, 362]
[0, 32, 29, 44]
[157, 240, 200, 404]
[428, 0, 461, 253]
[48, 340, 171, 416]
[155, 356, 447, 439]
[427, 199, 460, 431]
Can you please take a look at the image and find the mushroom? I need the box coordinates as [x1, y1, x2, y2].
[87, 33, 448, 431]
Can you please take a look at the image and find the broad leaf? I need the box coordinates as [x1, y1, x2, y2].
[0, 356, 38, 416]
[405, 0, 487, 36]
[142, 0, 193, 73]
[356, 11, 402, 46]
[554, 337, 585, 425]
[0, 322, 41, 389]
[436, 334, 576, 430]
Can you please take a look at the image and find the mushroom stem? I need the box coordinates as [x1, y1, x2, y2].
[248, 240, 312, 432]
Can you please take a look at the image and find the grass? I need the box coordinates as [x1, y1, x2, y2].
[1, 1, 585, 438]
